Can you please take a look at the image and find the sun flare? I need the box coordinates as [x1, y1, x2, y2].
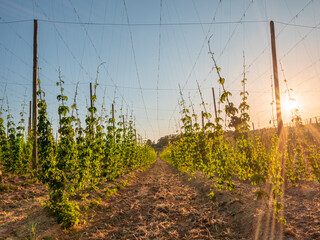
[283, 99, 299, 113]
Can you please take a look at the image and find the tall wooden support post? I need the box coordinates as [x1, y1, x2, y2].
[59, 114, 61, 134]
[89, 83, 94, 136]
[201, 111, 204, 129]
[112, 104, 116, 142]
[112, 103, 115, 129]
[212, 88, 218, 120]
[28, 101, 32, 136]
[252, 122, 255, 137]
[315, 117, 318, 124]
[90, 83, 93, 119]
[32, 19, 38, 170]
[270, 21, 283, 136]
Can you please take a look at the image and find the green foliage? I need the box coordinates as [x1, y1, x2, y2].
[307, 145, 320, 183]
[162, 44, 319, 224]
[0, 108, 7, 169]
[37, 84, 56, 184]
[32, 69, 156, 228]
[44, 194, 80, 229]
[285, 127, 310, 185]
[1, 101, 31, 175]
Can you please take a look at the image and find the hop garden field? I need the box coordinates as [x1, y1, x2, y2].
[1, 1, 320, 239]
[0, 57, 319, 238]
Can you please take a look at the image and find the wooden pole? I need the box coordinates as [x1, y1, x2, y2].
[32, 19, 38, 170]
[212, 88, 218, 120]
[270, 21, 283, 136]
[252, 122, 255, 137]
[28, 101, 32, 136]
[112, 103, 115, 129]
[90, 82, 93, 119]
[59, 113, 61, 134]
[201, 111, 204, 129]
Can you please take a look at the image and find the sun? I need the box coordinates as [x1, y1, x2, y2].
[283, 98, 299, 113]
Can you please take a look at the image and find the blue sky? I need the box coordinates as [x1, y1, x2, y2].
[0, 0, 320, 141]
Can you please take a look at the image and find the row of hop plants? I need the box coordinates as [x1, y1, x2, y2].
[0, 97, 32, 176]
[285, 123, 320, 184]
[161, 43, 320, 223]
[0, 70, 156, 228]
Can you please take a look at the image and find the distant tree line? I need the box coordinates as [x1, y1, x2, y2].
[146, 135, 176, 152]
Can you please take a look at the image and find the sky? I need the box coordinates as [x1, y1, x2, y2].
[0, 0, 320, 142]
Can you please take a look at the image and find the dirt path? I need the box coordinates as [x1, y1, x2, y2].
[66, 158, 234, 239]
[0, 176, 49, 239]
[1, 158, 318, 239]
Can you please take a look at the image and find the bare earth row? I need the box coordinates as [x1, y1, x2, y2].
[0, 158, 319, 239]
